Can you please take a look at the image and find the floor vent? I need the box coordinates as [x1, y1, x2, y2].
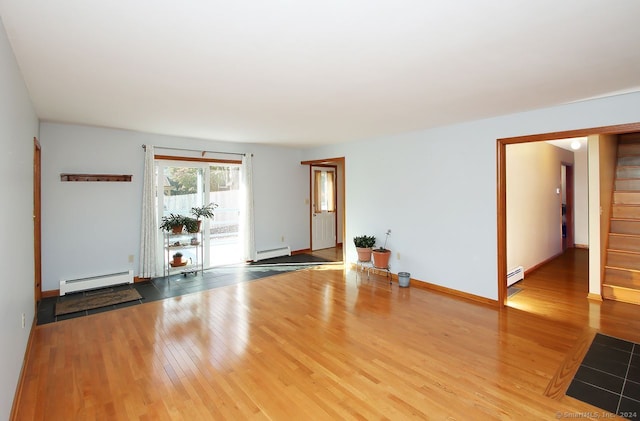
[60, 270, 134, 295]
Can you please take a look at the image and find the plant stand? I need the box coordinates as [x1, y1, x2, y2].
[356, 260, 392, 286]
[164, 231, 204, 279]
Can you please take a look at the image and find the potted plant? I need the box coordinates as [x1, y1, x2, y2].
[372, 229, 391, 269]
[172, 252, 183, 266]
[160, 213, 186, 234]
[190, 202, 218, 232]
[354, 235, 376, 262]
[184, 217, 200, 234]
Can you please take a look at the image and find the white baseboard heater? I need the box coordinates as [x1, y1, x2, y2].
[255, 246, 291, 261]
[59, 270, 134, 295]
[507, 266, 524, 287]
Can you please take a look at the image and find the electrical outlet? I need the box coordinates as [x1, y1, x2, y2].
[21, 313, 25, 329]
[281, 235, 285, 242]
[396, 252, 401, 260]
[128, 254, 134, 263]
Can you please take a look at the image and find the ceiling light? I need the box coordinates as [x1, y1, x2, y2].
[571, 140, 581, 150]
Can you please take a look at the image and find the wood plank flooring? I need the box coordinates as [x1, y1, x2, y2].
[14, 248, 640, 419]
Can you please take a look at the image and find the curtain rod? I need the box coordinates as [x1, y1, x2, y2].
[142, 144, 246, 157]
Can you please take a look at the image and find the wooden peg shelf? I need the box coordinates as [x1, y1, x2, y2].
[60, 174, 132, 182]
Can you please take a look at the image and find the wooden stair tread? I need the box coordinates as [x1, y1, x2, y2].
[602, 284, 639, 291]
[604, 265, 640, 273]
[607, 248, 640, 255]
[610, 232, 640, 237]
[602, 284, 640, 305]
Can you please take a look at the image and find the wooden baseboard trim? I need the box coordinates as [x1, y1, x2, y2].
[587, 293, 603, 302]
[41, 289, 59, 298]
[544, 328, 596, 399]
[410, 279, 499, 307]
[10, 317, 36, 420]
[575, 244, 589, 249]
[350, 263, 498, 307]
[524, 251, 564, 277]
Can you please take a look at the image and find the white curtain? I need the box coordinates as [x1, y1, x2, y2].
[240, 154, 256, 261]
[139, 145, 159, 277]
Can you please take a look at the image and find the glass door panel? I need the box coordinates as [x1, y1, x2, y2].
[208, 164, 242, 266]
[158, 162, 207, 268]
[156, 160, 244, 271]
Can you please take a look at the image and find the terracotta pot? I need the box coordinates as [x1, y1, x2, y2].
[372, 249, 391, 269]
[171, 225, 184, 234]
[186, 220, 201, 233]
[356, 247, 373, 262]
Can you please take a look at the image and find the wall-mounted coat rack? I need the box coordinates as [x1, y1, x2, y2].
[60, 174, 132, 182]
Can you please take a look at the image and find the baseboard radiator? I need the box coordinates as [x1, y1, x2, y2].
[507, 266, 524, 287]
[59, 270, 134, 296]
[255, 246, 291, 261]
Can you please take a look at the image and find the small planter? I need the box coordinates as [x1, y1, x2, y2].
[171, 225, 184, 234]
[356, 247, 373, 262]
[372, 249, 391, 269]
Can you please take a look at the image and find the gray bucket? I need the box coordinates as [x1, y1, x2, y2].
[398, 272, 410, 288]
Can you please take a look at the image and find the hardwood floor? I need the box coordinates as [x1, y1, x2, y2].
[14, 248, 640, 419]
[307, 244, 344, 262]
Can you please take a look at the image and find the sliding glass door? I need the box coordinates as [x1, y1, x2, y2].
[156, 160, 243, 268]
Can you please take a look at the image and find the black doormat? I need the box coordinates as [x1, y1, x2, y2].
[250, 253, 332, 265]
[566, 333, 640, 418]
[55, 288, 142, 316]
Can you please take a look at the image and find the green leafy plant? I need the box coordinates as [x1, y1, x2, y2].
[184, 217, 200, 233]
[160, 213, 186, 232]
[191, 202, 218, 220]
[353, 235, 376, 248]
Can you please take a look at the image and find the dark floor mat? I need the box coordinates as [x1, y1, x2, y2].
[566, 333, 640, 418]
[249, 253, 332, 265]
[55, 288, 142, 316]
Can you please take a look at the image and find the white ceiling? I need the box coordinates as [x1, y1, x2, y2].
[1, 1, 639, 148]
[546, 137, 587, 151]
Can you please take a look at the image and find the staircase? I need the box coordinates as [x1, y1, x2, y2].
[603, 134, 640, 304]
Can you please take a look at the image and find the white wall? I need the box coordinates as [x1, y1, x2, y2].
[40, 123, 308, 291]
[0, 18, 39, 420]
[303, 91, 640, 300]
[506, 142, 573, 272]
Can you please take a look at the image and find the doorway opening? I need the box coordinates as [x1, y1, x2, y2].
[497, 123, 640, 306]
[301, 157, 345, 262]
[156, 159, 244, 268]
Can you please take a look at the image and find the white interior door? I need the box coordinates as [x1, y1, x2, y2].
[311, 166, 336, 250]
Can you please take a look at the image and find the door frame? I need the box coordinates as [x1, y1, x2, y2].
[310, 165, 337, 250]
[497, 122, 640, 306]
[33, 137, 41, 309]
[301, 157, 345, 259]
